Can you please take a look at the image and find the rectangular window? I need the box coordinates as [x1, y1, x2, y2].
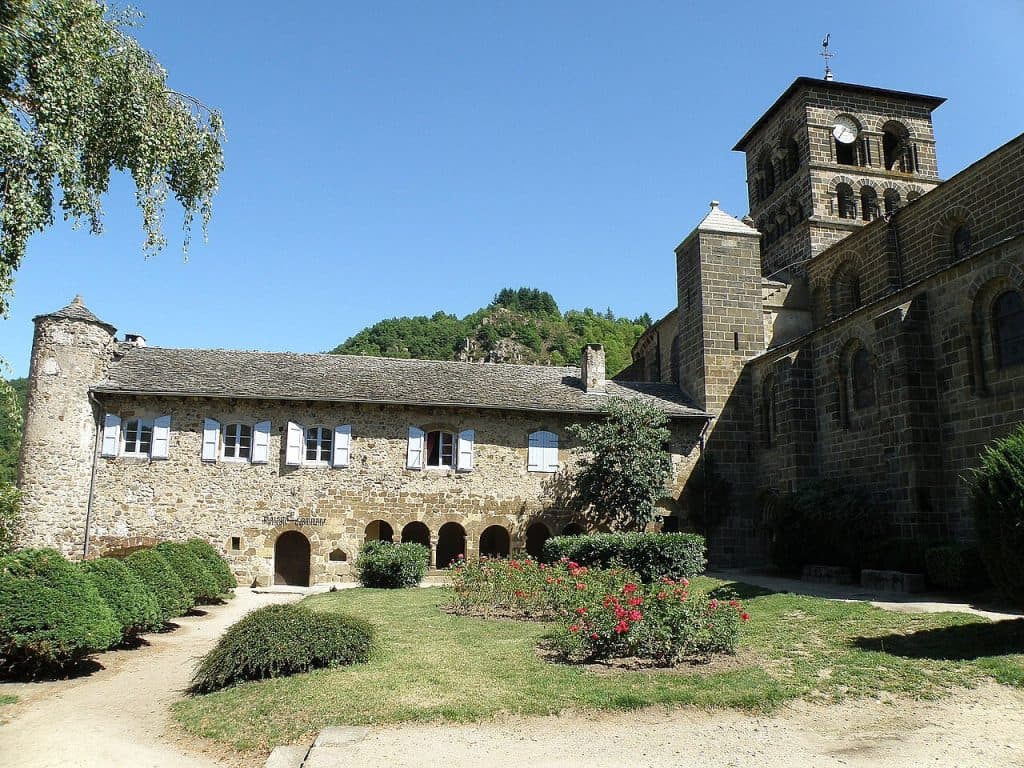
[122, 419, 154, 456]
[230, 536, 241, 551]
[425, 430, 456, 468]
[304, 426, 333, 465]
[223, 423, 253, 460]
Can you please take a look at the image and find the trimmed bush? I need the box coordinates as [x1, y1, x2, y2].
[541, 532, 706, 583]
[925, 544, 988, 592]
[155, 542, 220, 604]
[189, 604, 373, 693]
[969, 426, 1024, 605]
[355, 540, 428, 588]
[124, 548, 192, 620]
[0, 548, 120, 675]
[184, 538, 237, 593]
[79, 557, 162, 638]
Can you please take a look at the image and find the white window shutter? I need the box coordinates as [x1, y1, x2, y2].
[101, 414, 121, 457]
[285, 421, 304, 466]
[151, 415, 171, 460]
[544, 432, 560, 472]
[527, 431, 543, 471]
[201, 418, 220, 463]
[252, 421, 271, 464]
[406, 427, 424, 470]
[332, 424, 351, 468]
[457, 429, 475, 472]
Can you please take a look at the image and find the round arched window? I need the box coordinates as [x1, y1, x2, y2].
[852, 348, 875, 409]
[993, 290, 1024, 369]
[952, 224, 972, 261]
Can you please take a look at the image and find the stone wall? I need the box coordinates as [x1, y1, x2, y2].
[48, 395, 705, 585]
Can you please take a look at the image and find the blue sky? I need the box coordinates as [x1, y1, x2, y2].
[2, 1, 1022, 377]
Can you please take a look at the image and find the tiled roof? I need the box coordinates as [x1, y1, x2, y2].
[94, 347, 708, 418]
[34, 296, 116, 333]
[696, 202, 758, 236]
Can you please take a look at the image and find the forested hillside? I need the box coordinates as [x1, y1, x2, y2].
[0, 377, 28, 484]
[331, 288, 651, 376]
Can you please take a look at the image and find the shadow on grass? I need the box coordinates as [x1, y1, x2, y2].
[708, 581, 778, 601]
[854, 618, 1024, 660]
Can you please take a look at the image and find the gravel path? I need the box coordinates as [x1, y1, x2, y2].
[0, 588, 301, 768]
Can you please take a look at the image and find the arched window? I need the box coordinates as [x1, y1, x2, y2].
[761, 153, 776, 197]
[882, 122, 914, 172]
[952, 224, 972, 261]
[993, 290, 1024, 369]
[222, 423, 252, 460]
[836, 183, 856, 219]
[785, 136, 800, 178]
[883, 189, 901, 215]
[851, 348, 875, 409]
[907, 190, 922, 203]
[860, 187, 880, 221]
[833, 116, 864, 166]
[830, 263, 862, 318]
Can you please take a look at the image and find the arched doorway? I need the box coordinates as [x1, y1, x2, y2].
[525, 522, 551, 560]
[274, 531, 311, 586]
[562, 523, 585, 536]
[479, 525, 510, 558]
[365, 520, 394, 543]
[436, 522, 466, 569]
[401, 521, 430, 548]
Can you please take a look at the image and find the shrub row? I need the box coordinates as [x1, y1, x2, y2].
[541, 532, 706, 583]
[355, 541, 429, 588]
[190, 604, 374, 693]
[0, 539, 236, 677]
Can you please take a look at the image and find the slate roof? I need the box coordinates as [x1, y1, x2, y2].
[35, 296, 117, 333]
[93, 347, 708, 418]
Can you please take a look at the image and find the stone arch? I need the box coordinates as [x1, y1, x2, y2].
[328, 548, 347, 562]
[829, 257, 864, 319]
[364, 520, 394, 543]
[274, 530, 311, 587]
[969, 267, 1024, 389]
[881, 120, 914, 172]
[883, 187, 902, 215]
[436, 521, 466, 569]
[931, 205, 978, 264]
[905, 185, 926, 204]
[562, 522, 585, 536]
[479, 525, 511, 558]
[837, 336, 878, 427]
[401, 521, 431, 548]
[524, 521, 551, 560]
[830, 176, 858, 219]
[859, 185, 880, 222]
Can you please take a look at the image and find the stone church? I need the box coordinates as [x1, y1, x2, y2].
[16, 74, 1024, 583]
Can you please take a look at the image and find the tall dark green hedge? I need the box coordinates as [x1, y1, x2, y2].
[0, 548, 120, 675]
[355, 541, 428, 588]
[184, 538, 236, 593]
[189, 604, 374, 693]
[124, 548, 192, 621]
[79, 557, 162, 638]
[155, 542, 220, 604]
[968, 426, 1024, 604]
[542, 532, 706, 583]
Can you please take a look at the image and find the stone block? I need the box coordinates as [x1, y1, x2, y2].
[860, 569, 927, 593]
[264, 745, 309, 768]
[801, 564, 853, 584]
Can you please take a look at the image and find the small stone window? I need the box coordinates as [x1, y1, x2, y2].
[952, 224, 972, 262]
[230, 536, 241, 551]
[222, 423, 253, 460]
[852, 348, 876, 409]
[993, 290, 1024, 369]
[122, 419, 153, 456]
[836, 183, 856, 219]
[329, 548, 347, 562]
[784, 136, 800, 178]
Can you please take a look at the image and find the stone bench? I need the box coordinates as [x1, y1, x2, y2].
[860, 569, 927, 593]
[801, 564, 854, 585]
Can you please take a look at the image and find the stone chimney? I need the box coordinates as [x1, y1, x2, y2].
[580, 344, 606, 392]
[124, 332, 147, 347]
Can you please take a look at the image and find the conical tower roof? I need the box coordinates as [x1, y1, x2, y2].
[34, 296, 116, 334]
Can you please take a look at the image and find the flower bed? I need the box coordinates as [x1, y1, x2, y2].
[447, 556, 748, 665]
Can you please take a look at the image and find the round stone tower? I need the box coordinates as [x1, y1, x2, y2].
[18, 296, 117, 556]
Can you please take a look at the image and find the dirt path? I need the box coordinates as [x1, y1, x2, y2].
[304, 684, 1024, 768]
[0, 588, 300, 768]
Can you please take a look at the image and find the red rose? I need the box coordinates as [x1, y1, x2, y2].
[741, 612, 750, 622]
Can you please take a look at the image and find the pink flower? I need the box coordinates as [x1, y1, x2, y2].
[627, 597, 643, 607]
[614, 620, 629, 634]
[623, 583, 638, 595]
[741, 612, 750, 622]
[590, 632, 599, 640]
[709, 598, 719, 610]
[628, 609, 643, 622]
[569, 625, 580, 633]
[575, 582, 587, 591]
[575, 606, 588, 615]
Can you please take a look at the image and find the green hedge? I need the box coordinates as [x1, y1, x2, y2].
[154, 542, 220, 604]
[925, 544, 988, 592]
[0, 548, 120, 675]
[542, 532, 706, 583]
[968, 426, 1024, 605]
[189, 604, 373, 693]
[124, 548, 192, 621]
[355, 541, 429, 588]
[184, 538, 237, 593]
[79, 557, 162, 638]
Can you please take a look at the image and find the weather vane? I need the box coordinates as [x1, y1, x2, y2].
[821, 33, 834, 81]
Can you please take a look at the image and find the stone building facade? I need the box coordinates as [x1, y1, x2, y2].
[17, 311, 707, 585]
[622, 76, 1024, 561]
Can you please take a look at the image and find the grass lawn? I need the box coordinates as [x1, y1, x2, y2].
[173, 580, 1024, 753]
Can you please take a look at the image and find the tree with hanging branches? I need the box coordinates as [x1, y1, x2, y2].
[0, 0, 225, 317]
